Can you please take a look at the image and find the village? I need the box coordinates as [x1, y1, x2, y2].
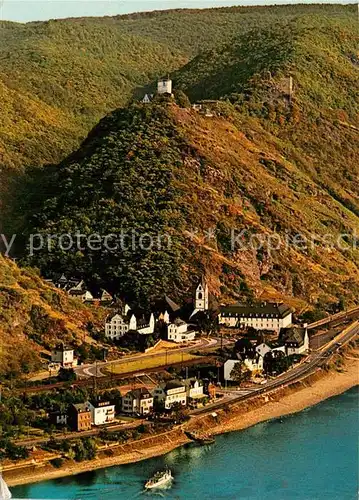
[43, 273, 311, 435]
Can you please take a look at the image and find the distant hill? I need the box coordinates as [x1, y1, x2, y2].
[0, 4, 355, 174]
[174, 15, 359, 214]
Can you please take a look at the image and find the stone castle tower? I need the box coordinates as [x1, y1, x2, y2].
[157, 77, 172, 95]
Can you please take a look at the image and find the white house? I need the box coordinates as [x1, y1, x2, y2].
[87, 400, 115, 426]
[69, 289, 94, 302]
[137, 313, 155, 335]
[155, 295, 181, 324]
[279, 326, 309, 355]
[51, 345, 77, 368]
[67, 280, 94, 302]
[255, 343, 272, 358]
[105, 310, 155, 340]
[224, 359, 241, 382]
[154, 380, 187, 410]
[168, 319, 196, 343]
[105, 313, 131, 340]
[157, 77, 172, 95]
[100, 289, 113, 304]
[54, 274, 69, 289]
[271, 345, 287, 355]
[142, 93, 154, 103]
[219, 302, 293, 332]
[186, 379, 204, 398]
[243, 355, 264, 373]
[185, 379, 205, 406]
[122, 388, 153, 415]
[158, 310, 170, 324]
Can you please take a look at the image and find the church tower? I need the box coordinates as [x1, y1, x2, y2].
[195, 277, 209, 311]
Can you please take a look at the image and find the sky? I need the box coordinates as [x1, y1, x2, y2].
[0, 0, 356, 23]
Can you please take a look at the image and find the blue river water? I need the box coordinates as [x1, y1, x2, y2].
[12, 387, 358, 500]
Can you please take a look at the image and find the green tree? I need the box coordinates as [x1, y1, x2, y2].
[230, 362, 251, 385]
[58, 368, 76, 382]
[169, 402, 187, 423]
[174, 90, 191, 108]
[196, 310, 219, 336]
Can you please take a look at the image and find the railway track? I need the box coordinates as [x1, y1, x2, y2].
[13, 357, 209, 395]
[193, 321, 358, 416]
[308, 306, 359, 330]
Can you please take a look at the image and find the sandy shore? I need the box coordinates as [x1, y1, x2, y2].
[210, 354, 359, 436]
[6, 352, 358, 487]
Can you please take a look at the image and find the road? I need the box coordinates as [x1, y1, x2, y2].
[14, 419, 145, 447]
[309, 326, 343, 350]
[192, 321, 359, 416]
[75, 337, 228, 379]
[14, 337, 230, 395]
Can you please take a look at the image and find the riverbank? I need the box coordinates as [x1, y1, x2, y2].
[5, 350, 358, 487]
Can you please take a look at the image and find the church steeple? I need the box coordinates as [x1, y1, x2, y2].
[195, 277, 209, 311]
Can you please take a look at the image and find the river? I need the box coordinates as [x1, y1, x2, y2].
[12, 387, 358, 499]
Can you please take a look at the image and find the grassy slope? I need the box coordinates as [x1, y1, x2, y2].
[0, 255, 105, 377]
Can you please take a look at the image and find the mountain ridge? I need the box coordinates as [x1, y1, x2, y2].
[20, 94, 359, 310]
[0, 5, 358, 365]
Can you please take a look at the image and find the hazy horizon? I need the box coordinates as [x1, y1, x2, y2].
[1, 0, 356, 24]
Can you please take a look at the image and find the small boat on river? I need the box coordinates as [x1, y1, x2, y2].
[185, 431, 215, 445]
[145, 468, 173, 490]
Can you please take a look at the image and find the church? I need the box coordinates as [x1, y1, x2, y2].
[190, 277, 209, 318]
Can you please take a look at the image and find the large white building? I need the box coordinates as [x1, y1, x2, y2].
[168, 319, 196, 343]
[87, 400, 115, 426]
[219, 302, 292, 332]
[105, 308, 155, 340]
[122, 388, 153, 415]
[154, 380, 187, 410]
[105, 313, 132, 339]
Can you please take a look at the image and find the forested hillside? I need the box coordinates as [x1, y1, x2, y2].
[0, 256, 105, 378]
[21, 94, 359, 311]
[1, 4, 358, 336]
[175, 15, 359, 214]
